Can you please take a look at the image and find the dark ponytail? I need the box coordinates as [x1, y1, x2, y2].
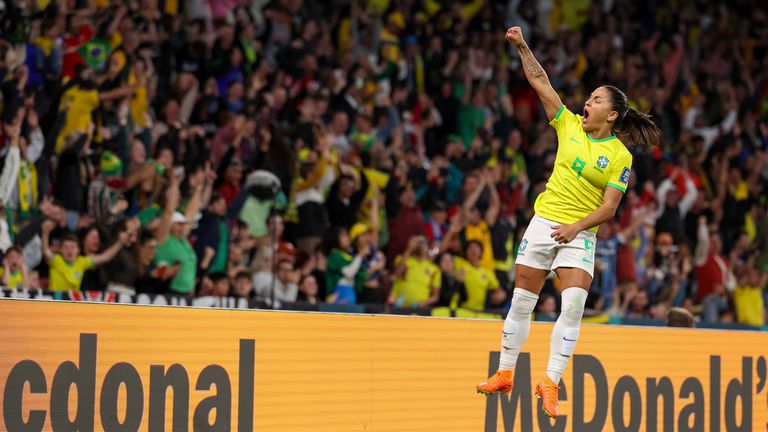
[603, 85, 661, 153]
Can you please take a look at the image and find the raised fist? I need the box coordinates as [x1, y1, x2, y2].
[505, 26, 525, 46]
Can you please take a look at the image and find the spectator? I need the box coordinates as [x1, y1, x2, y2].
[1, 246, 29, 289]
[41, 220, 128, 292]
[78, 225, 104, 292]
[327, 171, 369, 229]
[297, 274, 321, 305]
[667, 307, 695, 328]
[193, 193, 230, 275]
[732, 257, 766, 327]
[390, 236, 441, 308]
[324, 226, 368, 305]
[154, 171, 207, 296]
[102, 219, 141, 294]
[434, 252, 467, 308]
[292, 142, 335, 254]
[654, 168, 697, 245]
[592, 207, 649, 309]
[693, 217, 736, 321]
[461, 169, 500, 272]
[261, 212, 296, 264]
[253, 259, 298, 306]
[133, 230, 174, 294]
[535, 293, 558, 320]
[201, 272, 231, 297]
[424, 201, 449, 248]
[350, 222, 386, 303]
[625, 290, 651, 320]
[454, 240, 505, 311]
[233, 271, 255, 299]
[386, 185, 423, 263]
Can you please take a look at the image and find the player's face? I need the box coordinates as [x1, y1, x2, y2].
[582, 87, 617, 132]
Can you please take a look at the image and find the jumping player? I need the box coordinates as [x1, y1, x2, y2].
[476, 26, 661, 418]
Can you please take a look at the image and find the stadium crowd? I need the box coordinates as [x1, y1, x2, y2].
[0, 0, 766, 327]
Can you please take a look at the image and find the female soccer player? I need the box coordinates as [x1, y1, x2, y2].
[476, 27, 661, 419]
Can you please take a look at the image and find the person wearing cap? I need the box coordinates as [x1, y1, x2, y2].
[88, 150, 127, 223]
[323, 226, 369, 305]
[153, 170, 208, 296]
[350, 222, 386, 303]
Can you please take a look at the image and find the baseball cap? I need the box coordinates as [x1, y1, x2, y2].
[349, 223, 371, 242]
[171, 212, 188, 224]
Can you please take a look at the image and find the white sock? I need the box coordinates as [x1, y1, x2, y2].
[546, 287, 588, 383]
[498, 288, 539, 370]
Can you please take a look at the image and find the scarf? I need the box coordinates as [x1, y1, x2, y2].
[18, 160, 38, 219]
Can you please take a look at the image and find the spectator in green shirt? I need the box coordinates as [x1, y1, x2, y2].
[154, 170, 209, 295]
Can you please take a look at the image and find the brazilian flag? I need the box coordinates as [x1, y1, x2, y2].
[78, 38, 112, 72]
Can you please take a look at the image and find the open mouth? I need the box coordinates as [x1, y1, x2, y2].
[583, 107, 590, 120]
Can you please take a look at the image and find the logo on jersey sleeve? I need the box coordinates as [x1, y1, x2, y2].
[619, 167, 630, 184]
[596, 156, 609, 169]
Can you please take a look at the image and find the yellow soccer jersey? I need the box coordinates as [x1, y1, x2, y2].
[391, 256, 441, 307]
[48, 254, 94, 292]
[534, 105, 633, 232]
[0, 268, 24, 289]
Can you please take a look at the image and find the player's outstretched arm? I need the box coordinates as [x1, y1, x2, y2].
[505, 27, 563, 122]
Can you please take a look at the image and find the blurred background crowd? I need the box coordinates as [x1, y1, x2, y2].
[0, 0, 766, 327]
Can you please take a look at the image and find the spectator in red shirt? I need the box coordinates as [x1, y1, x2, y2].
[693, 216, 735, 322]
[386, 185, 423, 264]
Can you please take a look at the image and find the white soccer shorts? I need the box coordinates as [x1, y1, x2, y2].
[515, 215, 597, 278]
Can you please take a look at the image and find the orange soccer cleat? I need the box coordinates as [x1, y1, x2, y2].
[476, 370, 513, 395]
[535, 377, 560, 418]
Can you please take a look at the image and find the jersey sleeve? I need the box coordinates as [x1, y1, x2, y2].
[81, 256, 95, 271]
[51, 254, 66, 270]
[606, 151, 633, 193]
[548, 105, 580, 135]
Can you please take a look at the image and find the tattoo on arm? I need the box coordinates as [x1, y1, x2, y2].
[517, 43, 547, 80]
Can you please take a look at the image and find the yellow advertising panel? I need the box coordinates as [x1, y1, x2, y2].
[0, 299, 767, 431]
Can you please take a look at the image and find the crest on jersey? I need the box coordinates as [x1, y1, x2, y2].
[619, 167, 630, 184]
[519, 239, 528, 253]
[597, 156, 609, 169]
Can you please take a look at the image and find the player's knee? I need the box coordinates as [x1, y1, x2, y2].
[560, 301, 584, 323]
[509, 295, 536, 319]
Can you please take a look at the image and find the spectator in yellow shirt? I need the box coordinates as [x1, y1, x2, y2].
[1, 246, 29, 289]
[733, 264, 767, 327]
[454, 240, 506, 310]
[461, 170, 500, 272]
[389, 236, 441, 308]
[41, 220, 129, 292]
